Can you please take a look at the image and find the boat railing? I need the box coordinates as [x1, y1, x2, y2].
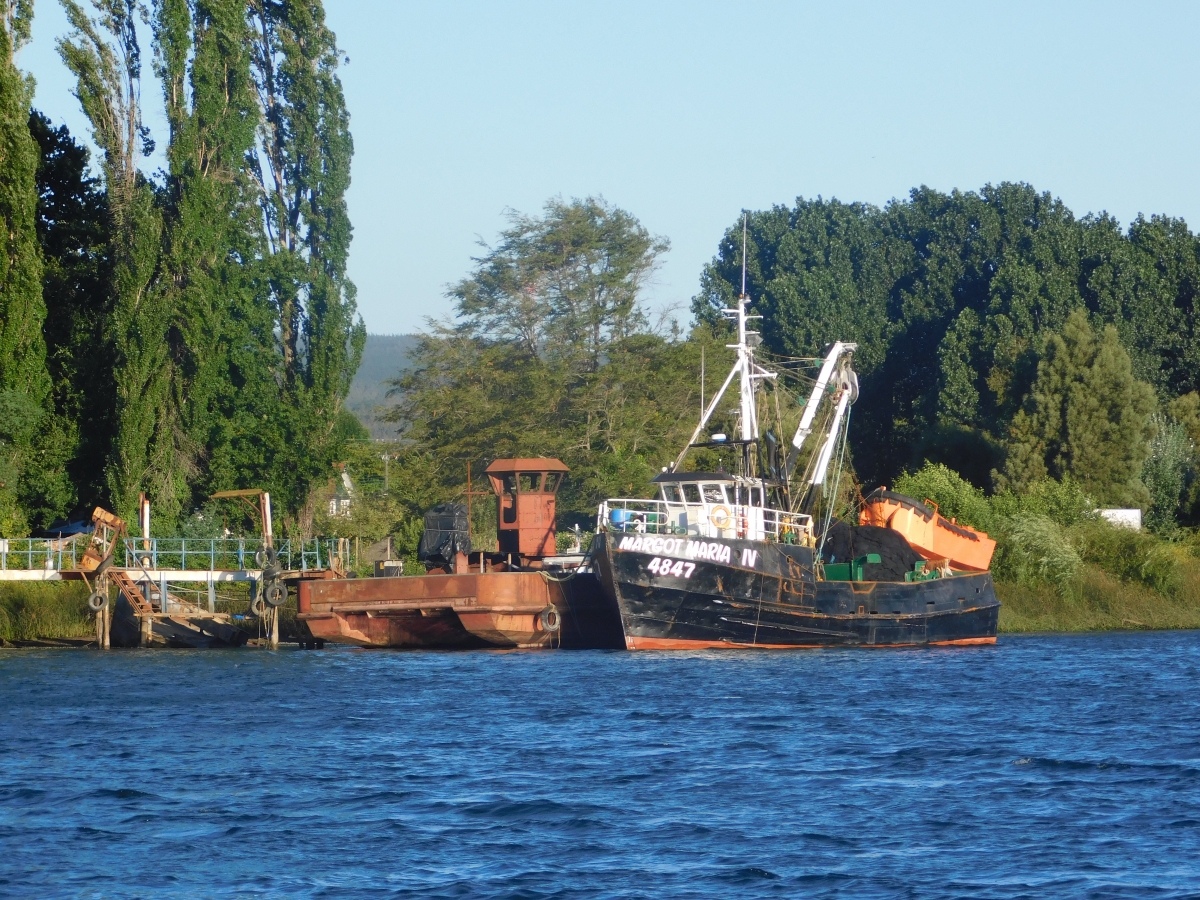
[597, 499, 813, 544]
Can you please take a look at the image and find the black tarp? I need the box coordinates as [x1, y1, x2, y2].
[418, 503, 472, 565]
[819, 520, 923, 582]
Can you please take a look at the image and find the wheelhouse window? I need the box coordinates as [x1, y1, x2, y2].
[682, 484, 701, 503]
[661, 485, 683, 503]
[543, 473, 560, 492]
[750, 487, 763, 507]
[519, 473, 541, 492]
[702, 484, 726, 504]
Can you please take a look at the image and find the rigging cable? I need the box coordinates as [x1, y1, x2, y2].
[816, 405, 852, 562]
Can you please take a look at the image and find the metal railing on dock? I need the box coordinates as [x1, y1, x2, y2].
[0, 535, 350, 574]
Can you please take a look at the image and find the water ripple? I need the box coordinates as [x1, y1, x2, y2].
[1, 631, 1198, 898]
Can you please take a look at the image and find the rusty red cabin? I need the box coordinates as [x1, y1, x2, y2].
[486, 458, 568, 559]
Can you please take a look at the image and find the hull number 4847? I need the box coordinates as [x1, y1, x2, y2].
[646, 557, 696, 578]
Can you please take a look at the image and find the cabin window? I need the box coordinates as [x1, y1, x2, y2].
[543, 473, 560, 492]
[519, 473, 541, 492]
[502, 474, 517, 494]
[682, 484, 701, 503]
[702, 484, 726, 504]
[750, 487, 763, 507]
[661, 485, 683, 503]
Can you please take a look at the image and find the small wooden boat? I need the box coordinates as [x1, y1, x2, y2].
[859, 489, 996, 572]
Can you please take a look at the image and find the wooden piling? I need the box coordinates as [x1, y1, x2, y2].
[101, 574, 111, 649]
[269, 606, 280, 649]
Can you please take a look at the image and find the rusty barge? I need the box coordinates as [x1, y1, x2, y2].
[297, 459, 624, 650]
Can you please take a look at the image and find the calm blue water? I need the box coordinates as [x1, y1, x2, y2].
[2, 633, 1199, 899]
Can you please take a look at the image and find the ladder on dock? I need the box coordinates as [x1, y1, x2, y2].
[110, 570, 155, 616]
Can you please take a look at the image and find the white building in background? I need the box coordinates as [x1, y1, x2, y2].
[328, 467, 355, 518]
[1097, 508, 1142, 530]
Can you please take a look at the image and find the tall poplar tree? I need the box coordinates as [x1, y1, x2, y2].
[59, 0, 166, 522]
[153, 0, 259, 523]
[0, 2, 59, 533]
[247, 0, 362, 524]
[0, 1, 45, 397]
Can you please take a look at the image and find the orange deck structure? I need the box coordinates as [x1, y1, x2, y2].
[859, 489, 997, 572]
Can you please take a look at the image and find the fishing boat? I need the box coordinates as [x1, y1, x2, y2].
[590, 227, 1000, 650]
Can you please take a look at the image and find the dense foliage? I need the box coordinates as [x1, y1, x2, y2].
[697, 183, 1200, 529]
[0, 0, 360, 537]
[386, 197, 742, 525]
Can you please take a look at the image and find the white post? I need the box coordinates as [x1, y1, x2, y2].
[263, 493, 273, 548]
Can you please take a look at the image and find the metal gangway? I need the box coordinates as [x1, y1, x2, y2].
[0, 535, 352, 582]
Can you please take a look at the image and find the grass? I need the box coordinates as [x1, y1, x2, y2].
[997, 561, 1200, 633]
[0, 582, 94, 642]
[0, 580, 312, 644]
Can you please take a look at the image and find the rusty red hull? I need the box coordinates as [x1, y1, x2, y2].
[297, 569, 623, 650]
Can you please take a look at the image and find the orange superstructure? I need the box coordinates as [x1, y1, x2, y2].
[859, 489, 996, 572]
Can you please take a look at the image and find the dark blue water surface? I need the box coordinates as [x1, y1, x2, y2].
[2, 633, 1200, 899]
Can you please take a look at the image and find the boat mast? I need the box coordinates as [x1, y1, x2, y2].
[672, 216, 776, 472]
[736, 215, 757, 448]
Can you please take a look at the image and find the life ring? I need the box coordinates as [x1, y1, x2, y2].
[87, 591, 109, 612]
[249, 596, 268, 617]
[538, 606, 561, 633]
[709, 505, 733, 529]
[264, 582, 286, 608]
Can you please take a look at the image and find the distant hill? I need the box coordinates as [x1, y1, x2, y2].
[345, 334, 419, 439]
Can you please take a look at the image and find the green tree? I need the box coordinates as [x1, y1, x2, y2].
[153, 0, 261, 525]
[452, 196, 668, 371]
[999, 309, 1155, 506]
[59, 0, 167, 522]
[0, 0, 45, 400]
[30, 111, 113, 516]
[246, 0, 363, 528]
[698, 182, 1200, 501]
[388, 199, 718, 524]
[0, 3, 58, 532]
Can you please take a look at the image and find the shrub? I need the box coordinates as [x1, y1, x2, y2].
[893, 463, 994, 531]
[990, 513, 1081, 591]
[1141, 414, 1193, 536]
[1069, 518, 1182, 595]
[989, 477, 1097, 527]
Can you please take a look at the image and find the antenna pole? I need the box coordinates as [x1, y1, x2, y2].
[741, 214, 748, 298]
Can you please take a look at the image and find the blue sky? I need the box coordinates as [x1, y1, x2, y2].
[21, 1, 1200, 335]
